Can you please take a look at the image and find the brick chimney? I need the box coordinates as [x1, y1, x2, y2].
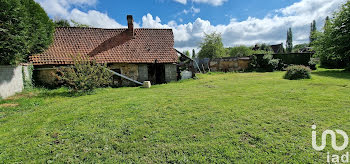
[127, 15, 134, 37]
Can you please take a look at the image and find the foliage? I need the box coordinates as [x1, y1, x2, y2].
[22, 64, 34, 89]
[183, 50, 191, 58]
[56, 55, 113, 92]
[249, 54, 280, 72]
[0, 0, 54, 65]
[0, 0, 29, 65]
[1, 70, 350, 163]
[228, 45, 254, 57]
[198, 32, 226, 59]
[293, 43, 309, 53]
[309, 20, 317, 46]
[71, 20, 90, 28]
[192, 49, 196, 58]
[284, 65, 312, 80]
[308, 58, 318, 70]
[286, 27, 293, 53]
[54, 19, 70, 27]
[314, 1, 350, 69]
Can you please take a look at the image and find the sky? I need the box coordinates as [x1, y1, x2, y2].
[34, 0, 347, 52]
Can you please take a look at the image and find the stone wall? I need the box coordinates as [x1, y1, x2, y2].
[138, 64, 148, 82]
[210, 57, 251, 72]
[0, 65, 28, 99]
[165, 64, 177, 82]
[109, 63, 139, 86]
[34, 69, 57, 87]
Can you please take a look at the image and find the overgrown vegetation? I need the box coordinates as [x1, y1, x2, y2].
[314, 1, 350, 68]
[249, 54, 281, 72]
[1, 69, 349, 163]
[55, 55, 112, 92]
[22, 64, 34, 89]
[284, 65, 312, 80]
[0, 0, 54, 65]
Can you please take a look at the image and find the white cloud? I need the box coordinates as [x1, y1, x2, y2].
[146, 0, 346, 50]
[35, 0, 123, 28]
[35, 0, 346, 51]
[174, 0, 187, 5]
[69, 9, 124, 28]
[173, 0, 228, 6]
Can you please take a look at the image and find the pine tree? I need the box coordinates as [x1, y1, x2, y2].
[286, 27, 293, 53]
[192, 49, 196, 58]
[309, 20, 317, 46]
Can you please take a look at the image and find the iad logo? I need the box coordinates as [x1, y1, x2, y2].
[312, 125, 349, 163]
[312, 125, 349, 151]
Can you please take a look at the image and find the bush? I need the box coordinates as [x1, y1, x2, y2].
[249, 54, 280, 72]
[308, 58, 319, 70]
[284, 65, 312, 80]
[56, 55, 113, 92]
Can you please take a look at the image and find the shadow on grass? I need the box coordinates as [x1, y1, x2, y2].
[37, 88, 94, 98]
[312, 69, 350, 80]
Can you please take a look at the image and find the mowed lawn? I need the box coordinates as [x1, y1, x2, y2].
[1, 69, 350, 163]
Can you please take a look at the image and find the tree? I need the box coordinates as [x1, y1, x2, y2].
[54, 19, 71, 27]
[183, 50, 191, 58]
[21, 0, 54, 57]
[309, 20, 317, 46]
[192, 49, 196, 58]
[198, 32, 226, 59]
[314, 1, 350, 68]
[228, 45, 254, 57]
[0, 0, 54, 65]
[286, 27, 293, 53]
[0, 0, 29, 65]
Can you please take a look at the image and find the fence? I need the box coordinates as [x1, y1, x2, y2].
[0, 65, 30, 99]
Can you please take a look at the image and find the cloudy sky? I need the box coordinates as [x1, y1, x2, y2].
[34, 0, 346, 51]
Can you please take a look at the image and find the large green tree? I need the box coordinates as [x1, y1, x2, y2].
[0, 0, 54, 65]
[314, 1, 350, 68]
[286, 27, 293, 53]
[198, 32, 226, 59]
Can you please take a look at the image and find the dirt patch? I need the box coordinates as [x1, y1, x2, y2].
[0, 103, 19, 107]
[6, 92, 37, 100]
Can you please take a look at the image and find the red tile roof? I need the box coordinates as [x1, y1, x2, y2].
[30, 27, 178, 65]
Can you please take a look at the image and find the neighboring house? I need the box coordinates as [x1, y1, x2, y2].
[270, 43, 285, 54]
[30, 15, 178, 87]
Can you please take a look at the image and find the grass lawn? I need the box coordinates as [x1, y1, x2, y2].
[1, 68, 350, 163]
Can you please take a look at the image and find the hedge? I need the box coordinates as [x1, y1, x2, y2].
[254, 53, 313, 66]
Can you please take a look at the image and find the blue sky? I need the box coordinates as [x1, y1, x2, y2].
[35, 0, 347, 51]
[91, 0, 297, 25]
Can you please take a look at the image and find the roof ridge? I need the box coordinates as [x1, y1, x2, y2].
[55, 27, 173, 31]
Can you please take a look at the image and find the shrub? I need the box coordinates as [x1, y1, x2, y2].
[248, 54, 280, 72]
[284, 65, 312, 80]
[308, 58, 319, 70]
[56, 55, 113, 92]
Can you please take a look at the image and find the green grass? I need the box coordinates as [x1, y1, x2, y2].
[1, 69, 350, 163]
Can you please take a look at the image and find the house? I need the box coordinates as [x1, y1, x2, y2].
[270, 43, 285, 54]
[30, 15, 178, 87]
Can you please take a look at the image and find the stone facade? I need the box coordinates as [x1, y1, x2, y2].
[109, 63, 139, 86]
[34, 63, 178, 87]
[165, 64, 177, 82]
[0, 65, 28, 99]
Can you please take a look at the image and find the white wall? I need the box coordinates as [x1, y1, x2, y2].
[0, 65, 27, 99]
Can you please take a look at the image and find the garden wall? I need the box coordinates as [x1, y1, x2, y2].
[209, 57, 251, 72]
[0, 65, 29, 99]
